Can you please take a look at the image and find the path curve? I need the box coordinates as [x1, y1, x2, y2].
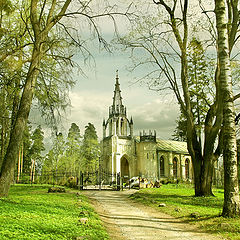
[83, 190, 223, 240]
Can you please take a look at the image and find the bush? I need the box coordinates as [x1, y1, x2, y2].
[65, 176, 78, 188]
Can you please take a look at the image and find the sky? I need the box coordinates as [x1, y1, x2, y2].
[63, 50, 180, 141]
[30, 0, 182, 142]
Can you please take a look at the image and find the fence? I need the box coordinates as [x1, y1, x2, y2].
[14, 169, 133, 191]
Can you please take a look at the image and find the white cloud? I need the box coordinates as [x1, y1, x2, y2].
[65, 88, 179, 140]
[129, 98, 179, 139]
[63, 90, 111, 138]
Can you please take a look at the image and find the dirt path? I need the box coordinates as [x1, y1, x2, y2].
[83, 190, 223, 240]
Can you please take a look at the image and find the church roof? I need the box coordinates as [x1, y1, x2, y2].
[156, 139, 188, 154]
[134, 136, 189, 154]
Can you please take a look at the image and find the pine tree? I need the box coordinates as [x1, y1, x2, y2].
[66, 123, 82, 174]
[81, 123, 100, 172]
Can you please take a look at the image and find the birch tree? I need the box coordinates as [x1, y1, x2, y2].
[215, 0, 240, 217]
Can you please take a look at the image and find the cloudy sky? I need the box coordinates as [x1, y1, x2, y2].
[30, 0, 181, 141]
[64, 49, 180, 140]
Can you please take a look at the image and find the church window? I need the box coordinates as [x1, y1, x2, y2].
[160, 156, 164, 177]
[173, 158, 178, 178]
[121, 118, 124, 135]
[153, 153, 154, 159]
[116, 119, 119, 134]
[185, 158, 190, 179]
[147, 153, 149, 159]
[109, 120, 112, 136]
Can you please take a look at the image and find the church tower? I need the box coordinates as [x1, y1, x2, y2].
[103, 70, 133, 139]
[101, 71, 137, 181]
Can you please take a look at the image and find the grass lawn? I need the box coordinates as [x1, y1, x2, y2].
[0, 184, 109, 240]
[129, 184, 240, 240]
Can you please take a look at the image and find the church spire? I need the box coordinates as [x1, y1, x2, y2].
[105, 71, 133, 138]
[112, 70, 123, 108]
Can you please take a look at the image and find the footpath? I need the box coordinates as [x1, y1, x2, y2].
[83, 190, 223, 240]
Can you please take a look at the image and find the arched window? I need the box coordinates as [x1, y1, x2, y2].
[121, 118, 124, 135]
[116, 119, 119, 135]
[160, 156, 164, 177]
[109, 120, 112, 136]
[185, 158, 190, 179]
[173, 158, 178, 178]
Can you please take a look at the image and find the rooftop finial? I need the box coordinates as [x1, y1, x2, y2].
[116, 69, 119, 79]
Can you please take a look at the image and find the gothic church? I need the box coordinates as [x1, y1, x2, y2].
[101, 72, 193, 182]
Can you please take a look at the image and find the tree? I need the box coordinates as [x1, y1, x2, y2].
[66, 123, 82, 174]
[81, 123, 100, 172]
[215, 0, 240, 217]
[172, 112, 187, 142]
[120, 0, 214, 196]
[120, 0, 240, 198]
[0, 0, 72, 196]
[173, 38, 214, 143]
[16, 123, 32, 183]
[68, 123, 81, 140]
[29, 125, 45, 182]
[0, 0, 131, 197]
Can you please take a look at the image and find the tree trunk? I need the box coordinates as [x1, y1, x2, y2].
[215, 0, 240, 217]
[17, 148, 21, 183]
[20, 144, 23, 174]
[0, 47, 41, 197]
[192, 157, 203, 196]
[192, 154, 214, 196]
[32, 159, 36, 183]
[30, 159, 33, 183]
[0, 118, 5, 171]
[201, 156, 214, 196]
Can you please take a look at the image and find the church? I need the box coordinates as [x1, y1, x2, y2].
[101, 72, 193, 182]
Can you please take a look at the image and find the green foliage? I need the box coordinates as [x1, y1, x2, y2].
[188, 38, 214, 123]
[68, 123, 81, 140]
[29, 125, 45, 172]
[81, 123, 100, 172]
[130, 184, 240, 239]
[42, 133, 66, 175]
[41, 122, 100, 186]
[21, 124, 32, 173]
[172, 37, 214, 141]
[0, 185, 109, 240]
[172, 112, 187, 141]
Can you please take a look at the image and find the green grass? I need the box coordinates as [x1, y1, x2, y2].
[129, 184, 240, 240]
[0, 184, 109, 240]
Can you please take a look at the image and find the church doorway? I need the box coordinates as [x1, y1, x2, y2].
[120, 156, 130, 182]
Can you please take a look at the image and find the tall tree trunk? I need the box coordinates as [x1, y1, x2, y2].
[0, 46, 41, 197]
[20, 144, 23, 174]
[30, 159, 34, 183]
[32, 159, 36, 183]
[17, 148, 21, 183]
[0, 118, 5, 171]
[201, 155, 214, 196]
[215, 0, 240, 217]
